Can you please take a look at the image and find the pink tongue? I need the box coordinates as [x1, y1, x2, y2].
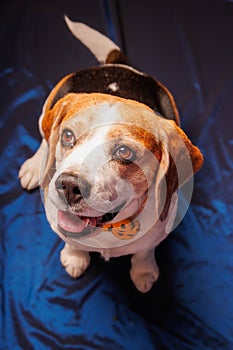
[58, 210, 93, 233]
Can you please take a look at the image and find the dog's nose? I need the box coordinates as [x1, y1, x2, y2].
[55, 174, 91, 205]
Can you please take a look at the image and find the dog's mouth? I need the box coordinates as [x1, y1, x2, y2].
[57, 203, 125, 238]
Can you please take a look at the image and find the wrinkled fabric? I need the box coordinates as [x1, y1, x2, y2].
[1, 0, 233, 349]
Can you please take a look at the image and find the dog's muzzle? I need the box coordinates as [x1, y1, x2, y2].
[55, 173, 128, 238]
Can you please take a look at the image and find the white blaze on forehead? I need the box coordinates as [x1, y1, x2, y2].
[63, 125, 110, 172]
[61, 103, 122, 174]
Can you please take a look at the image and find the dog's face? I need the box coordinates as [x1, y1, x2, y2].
[41, 92, 203, 247]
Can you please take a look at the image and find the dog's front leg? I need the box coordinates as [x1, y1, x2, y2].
[19, 139, 47, 190]
[60, 243, 91, 278]
[130, 248, 159, 293]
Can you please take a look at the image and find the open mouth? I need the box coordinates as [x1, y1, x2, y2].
[57, 203, 126, 238]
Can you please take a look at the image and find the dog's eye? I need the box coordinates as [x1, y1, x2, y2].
[114, 145, 135, 163]
[61, 129, 75, 147]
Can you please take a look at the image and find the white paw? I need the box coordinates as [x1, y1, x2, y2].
[18, 157, 40, 190]
[60, 247, 90, 278]
[130, 255, 159, 293]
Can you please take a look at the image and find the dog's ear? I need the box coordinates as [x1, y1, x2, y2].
[38, 74, 75, 141]
[155, 122, 203, 221]
[40, 97, 72, 189]
[153, 80, 180, 125]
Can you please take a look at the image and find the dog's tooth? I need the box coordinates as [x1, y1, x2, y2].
[83, 217, 90, 227]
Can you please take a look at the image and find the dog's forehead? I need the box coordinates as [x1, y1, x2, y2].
[60, 93, 166, 138]
[61, 101, 122, 133]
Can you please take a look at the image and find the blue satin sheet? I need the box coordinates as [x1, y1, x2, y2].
[1, 0, 233, 349]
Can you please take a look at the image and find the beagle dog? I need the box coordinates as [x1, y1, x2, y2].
[19, 17, 203, 293]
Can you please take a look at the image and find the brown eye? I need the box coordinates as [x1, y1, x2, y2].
[61, 129, 75, 147]
[114, 145, 135, 163]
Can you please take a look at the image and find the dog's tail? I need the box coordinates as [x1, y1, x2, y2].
[64, 16, 126, 65]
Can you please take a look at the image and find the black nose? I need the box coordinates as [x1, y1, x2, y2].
[55, 173, 91, 205]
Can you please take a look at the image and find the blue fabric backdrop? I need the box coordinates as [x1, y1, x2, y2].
[1, 0, 233, 349]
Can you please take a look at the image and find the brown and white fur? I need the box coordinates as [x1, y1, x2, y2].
[19, 17, 203, 293]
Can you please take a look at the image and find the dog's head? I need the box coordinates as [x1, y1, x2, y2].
[39, 89, 203, 247]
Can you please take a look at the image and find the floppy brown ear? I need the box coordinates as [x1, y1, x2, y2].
[155, 122, 204, 221]
[40, 99, 71, 189]
[40, 128, 58, 189]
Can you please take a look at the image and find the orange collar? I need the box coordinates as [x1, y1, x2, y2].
[102, 196, 147, 240]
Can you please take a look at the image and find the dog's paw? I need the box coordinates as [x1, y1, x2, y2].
[60, 246, 90, 278]
[18, 156, 41, 190]
[18, 140, 47, 190]
[130, 254, 159, 293]
[130, 270, 159, 293]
